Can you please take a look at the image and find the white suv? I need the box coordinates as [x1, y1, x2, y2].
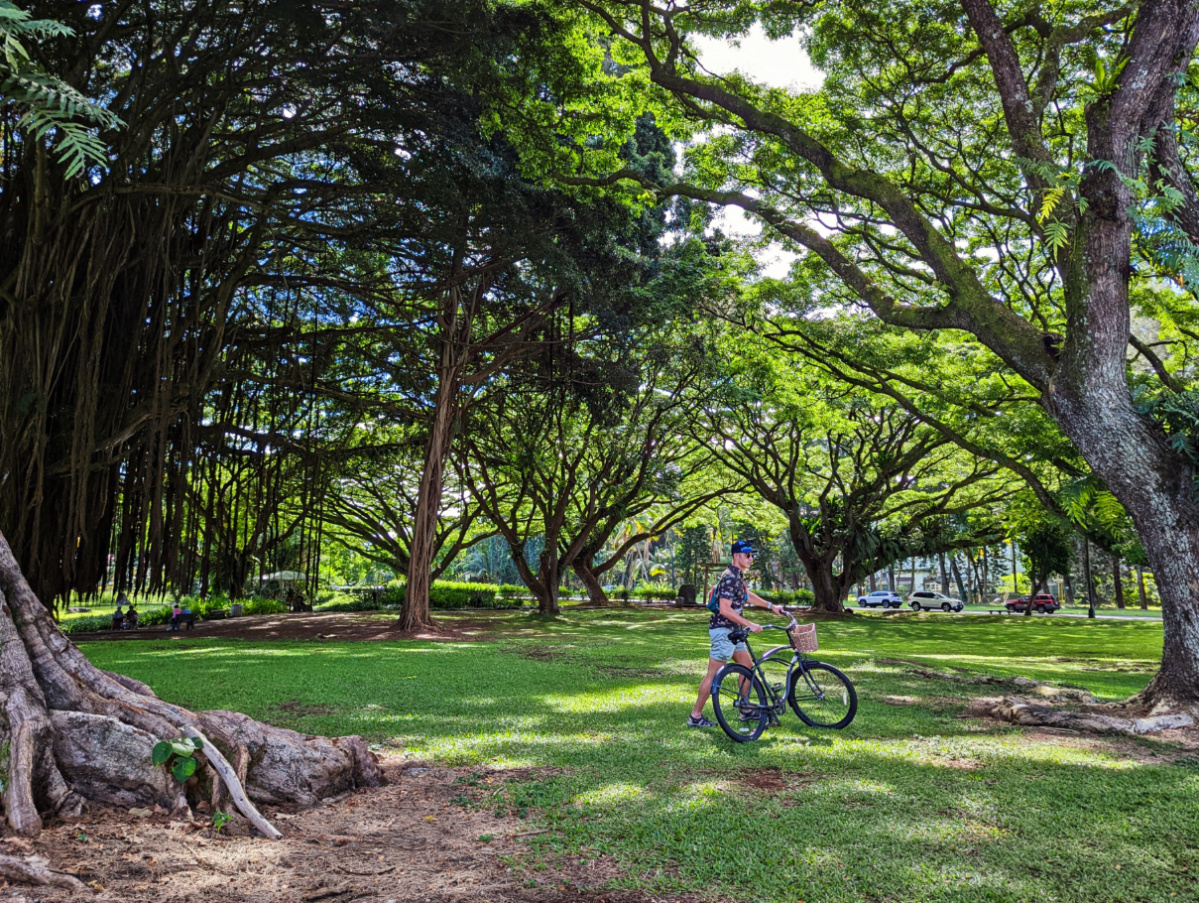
[857, 590, 904, 609]
[908, 591, 964, 612]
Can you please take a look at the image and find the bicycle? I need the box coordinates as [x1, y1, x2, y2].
[710, 612, 857, 742]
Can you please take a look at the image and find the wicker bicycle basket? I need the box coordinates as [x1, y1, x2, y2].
[788, 622, 818, 653]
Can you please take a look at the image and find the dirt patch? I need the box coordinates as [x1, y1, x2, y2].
[521, 649, 566, 661]
[17, 757, 665, 903]
[730, 767, 822, 794]
[70, 612, 505, 644]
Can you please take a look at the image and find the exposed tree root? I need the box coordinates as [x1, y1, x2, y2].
[888, 658, 1196, 736]
[988, 697, 1194, 736]
[0, 529, 381, 852]
[0, 853, 87, 890]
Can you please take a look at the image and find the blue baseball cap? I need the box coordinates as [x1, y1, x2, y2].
[731, 539, 757, 556]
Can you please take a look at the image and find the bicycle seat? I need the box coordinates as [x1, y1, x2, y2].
[727, 629, 750, 644]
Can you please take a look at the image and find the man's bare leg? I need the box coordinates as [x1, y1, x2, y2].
[691, 658, 726, 719]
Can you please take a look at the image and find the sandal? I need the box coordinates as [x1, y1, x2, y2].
[687, 714, 716, 728]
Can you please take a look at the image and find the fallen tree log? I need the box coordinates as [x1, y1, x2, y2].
[0, 528, 381, 841]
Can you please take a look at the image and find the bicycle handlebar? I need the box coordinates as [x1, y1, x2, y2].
[727, 612, 799, 643]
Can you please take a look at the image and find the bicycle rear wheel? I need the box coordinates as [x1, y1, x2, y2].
[711, 663, 768, 742]
[790, 661, 857, 729]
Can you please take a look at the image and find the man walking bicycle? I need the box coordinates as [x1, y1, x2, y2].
[687, 539, 786, 727]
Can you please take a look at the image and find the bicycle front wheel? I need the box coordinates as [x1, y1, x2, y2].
[790, 661, 857, 729]
[711, 663, 768, 742]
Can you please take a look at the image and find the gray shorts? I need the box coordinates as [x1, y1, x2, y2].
[709, 627, 747, 662]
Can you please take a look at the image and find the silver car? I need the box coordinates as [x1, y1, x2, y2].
[857, 590, 904, 609]
[908, 591, 964, 612]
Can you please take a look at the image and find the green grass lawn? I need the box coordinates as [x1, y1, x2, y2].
[80, 610, 1196, 903]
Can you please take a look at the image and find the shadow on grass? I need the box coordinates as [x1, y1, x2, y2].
[78, 608, 1191, 903]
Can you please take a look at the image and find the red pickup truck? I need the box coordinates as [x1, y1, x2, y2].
[1004, 592, 1060, 614]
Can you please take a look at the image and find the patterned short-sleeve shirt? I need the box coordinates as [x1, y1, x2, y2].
[708, 566, 748, 629]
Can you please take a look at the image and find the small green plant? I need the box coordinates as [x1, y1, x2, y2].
[212, 811, 233, 832]
[151, 736, 203, 782]
[477, 834, 493, 844]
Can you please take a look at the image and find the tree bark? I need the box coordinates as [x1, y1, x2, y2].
[511, 545, 562, 616]
[403, 362, 459, 633]
[571, 559, 609, 606]
[801, 557, 848, 614]
[1137, 565, 1149, 610]
[1112, 555, 1125, 610]
[0, 528, 380, 838]
[949, 554, 969, 605]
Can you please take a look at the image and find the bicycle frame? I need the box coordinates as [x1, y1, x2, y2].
[731, 630, 805, 717]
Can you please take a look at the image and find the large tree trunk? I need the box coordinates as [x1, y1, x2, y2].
[1112, 555, 1126, 610]
[1037, 0, 1199, 709]
[0, 529, 380, 839]
[1048, 390, 1199, 711]
[571, 559, 609, 606]
[1137, 565, 1149, 610]
[1046, 269, 1199, 708]
[512, 547, 562, 616]
[802, 559, 847, 614]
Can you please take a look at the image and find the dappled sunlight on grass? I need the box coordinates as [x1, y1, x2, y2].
[571, 782, 649, 806]
[78, 608, 1195, 903]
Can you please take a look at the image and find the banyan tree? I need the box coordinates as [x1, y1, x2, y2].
[0, 0, 525, 867]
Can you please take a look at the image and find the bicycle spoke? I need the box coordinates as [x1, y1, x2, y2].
[791, 661, 858, 729]
[711, 663, 767, 742]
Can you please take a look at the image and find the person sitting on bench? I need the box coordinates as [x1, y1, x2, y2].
[125, 604, 139, 630]
[111, 608, 124, 630]
[180, 605, 196, 630]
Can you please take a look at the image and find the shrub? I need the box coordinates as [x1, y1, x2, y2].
[315, 592, 379, 613]
[60, 604, 173, 634]
[498, 584, 526, 600]
[430, 581, 499, 610]
[381, 578, 406, 608]
[630, 583, 678, 601]
[756, 588, 816, 607]
[315, 580, 526, 611]
[243, 597, 288, 616]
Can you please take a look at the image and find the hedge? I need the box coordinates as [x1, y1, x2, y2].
[630, 583, 678, 601]
[332, 579, 525, 611]
[756, 588, 816, 606]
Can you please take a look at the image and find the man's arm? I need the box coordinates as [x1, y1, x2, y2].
[718, 596, 761, 630]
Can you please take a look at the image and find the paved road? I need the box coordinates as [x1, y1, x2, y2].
[961, 609, 1160, 622]
[858, 608, 1162, 622]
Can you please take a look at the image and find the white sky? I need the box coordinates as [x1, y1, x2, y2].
[690, 26, 823, 279]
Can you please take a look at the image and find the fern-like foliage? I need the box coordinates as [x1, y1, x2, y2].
[0, 1, 121, 177]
